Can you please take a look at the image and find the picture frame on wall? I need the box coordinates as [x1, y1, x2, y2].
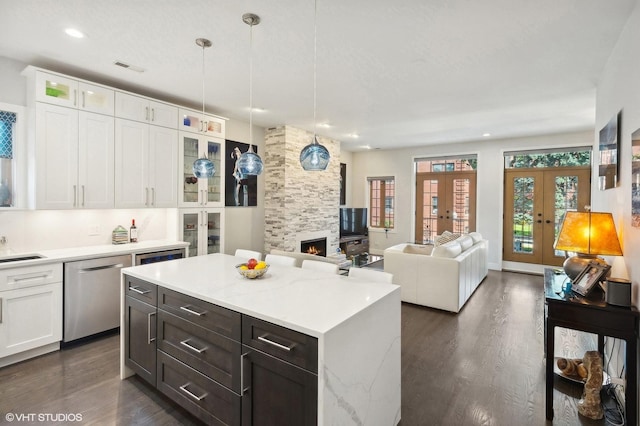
[632, 128, 640, 227]
[225, 140, 258, 207]
[598, 111, 621, 190]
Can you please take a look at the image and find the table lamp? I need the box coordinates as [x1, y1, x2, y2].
[554, 210, 622, 280]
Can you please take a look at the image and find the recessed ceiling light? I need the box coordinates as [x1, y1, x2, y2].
[349, 133, 359, 138]
[482, 133, 491, 137]
[318, 123, 331, 128]
[65, 28, 85, 38]
[251, 107, 265, 113]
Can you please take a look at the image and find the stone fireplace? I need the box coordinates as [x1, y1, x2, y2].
[263, 126, 341, 254]
[300, 238, 327, 257]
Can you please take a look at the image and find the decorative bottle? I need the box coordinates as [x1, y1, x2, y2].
[130, 219, 138, 243]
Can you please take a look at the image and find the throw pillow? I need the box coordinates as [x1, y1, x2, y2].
[435, 230, 461, 246]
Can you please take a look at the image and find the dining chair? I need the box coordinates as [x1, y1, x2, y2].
[264, 254, 297, 267]
[234, 249, 262, 261]
[301, 259, 339, 274]
[348, 267, 393, 284]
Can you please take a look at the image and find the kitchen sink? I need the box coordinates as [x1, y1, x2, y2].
[0, 254, 45, 263]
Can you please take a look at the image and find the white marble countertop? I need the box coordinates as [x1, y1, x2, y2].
[0, 240, 189, 270]
[122, 253, 399, 338]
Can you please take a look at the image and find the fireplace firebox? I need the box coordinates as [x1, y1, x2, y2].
[300, 238, 327, 257]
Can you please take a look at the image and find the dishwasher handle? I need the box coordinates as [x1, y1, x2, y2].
[78, 263, 125, 273]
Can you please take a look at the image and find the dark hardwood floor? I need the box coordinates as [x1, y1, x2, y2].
[0, 270, 605, 425]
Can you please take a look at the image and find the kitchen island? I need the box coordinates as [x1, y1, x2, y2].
[120, 253, 401, 425]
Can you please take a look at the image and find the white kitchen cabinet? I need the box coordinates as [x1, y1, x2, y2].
[178, 107, 225, 138]
[115, 92, 178, 129]
[178, 132, 224, 207]
[115, 118, 178, 208]
[34, 103, 114, 209]
[34, 70, 114, 115]
[0, 263, 63, 364]
[179, 208, 224, 257]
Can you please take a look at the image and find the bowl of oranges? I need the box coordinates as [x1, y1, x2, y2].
[236, 258, 269, 279]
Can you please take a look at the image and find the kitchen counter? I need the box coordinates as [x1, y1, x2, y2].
[121, 253, 402, 425]
[0, 240, 189, 270]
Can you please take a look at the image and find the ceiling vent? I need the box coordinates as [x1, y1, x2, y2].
[113, 61, 145, 73]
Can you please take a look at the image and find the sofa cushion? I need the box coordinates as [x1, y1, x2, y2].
[402, 244, 433, 255]
[431, 240, 462, 258]
[434, 231, 461, 246]
[457, 235, 473, 251]
[468, 232, 483, 244]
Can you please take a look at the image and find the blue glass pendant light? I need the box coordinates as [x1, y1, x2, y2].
[238, 13, 264, 176]
[192, 38, 215, 179]
[300, 0, 330, 171]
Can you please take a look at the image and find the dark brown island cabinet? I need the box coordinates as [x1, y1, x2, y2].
[124, 275, 318, 425]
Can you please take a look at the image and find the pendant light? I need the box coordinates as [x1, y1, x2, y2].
[300, 0, 330, 171]
[236, 13, 264, 176]
[192, 37, 216, 179]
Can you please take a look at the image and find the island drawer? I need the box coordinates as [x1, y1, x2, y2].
[157, 310, 241, 392]
[125, 275, 157, 305]
[157, 351, 241, 426]
[159, 287, 241, 340]
[242, 316, 318, 373]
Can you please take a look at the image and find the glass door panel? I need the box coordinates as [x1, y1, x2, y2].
[206, 211, 221, 254]
[181, 135, 199, 204]
[182, 212, 200, 258]
[451, 178, 471, 234]
[205, 139, 221, 203]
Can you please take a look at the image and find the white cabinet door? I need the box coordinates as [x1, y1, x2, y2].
[115, 118, 149, 208]
[116, 92, 177, 128]
[178, 132, 224, 207]
[148, 126, 178, 207]
[78, 111, 115, 209]
[179, 208, 224, 256]
[0, 282, 63, 358]
[35, 103, 79, 209]
[178, 108, 225, 138]
[35, 71, 113, 115]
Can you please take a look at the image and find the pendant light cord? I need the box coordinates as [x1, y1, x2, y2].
[313, 0, 318, 143]
[249, 22, 254, 152]
[201, 42, 206, 123]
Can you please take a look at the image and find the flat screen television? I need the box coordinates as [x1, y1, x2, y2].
[340, 208, 368, 237]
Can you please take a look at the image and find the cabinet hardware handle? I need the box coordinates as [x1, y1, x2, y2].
[145, 188, 149, 206]
[73, 185, 77, 207]
[151, 108, 155, 122]
[12, 274, 49, 282]
[81, 185, 85, 207]
[240, 352, 250, 395]
[180, 339, 207, 354]
[179, 383, 207, 401]
[79, 263, 124, 273]
[258, 335, 294, 352]
[82, 91, 85, 108]
[129, 286, 150, 295]
[147, 311, 156, 344]
[151, 188, 155, 206]
[145, 106, 149, 121]
[0, 297, 3, 324]
[180, 305, 206, 316]
[73, 89, 77, 107]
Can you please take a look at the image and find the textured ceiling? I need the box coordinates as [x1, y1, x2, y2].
[0, 0, 636, 151]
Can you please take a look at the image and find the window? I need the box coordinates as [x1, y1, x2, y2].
[0, 108, 17, 207]
[368, 177, 395, 229]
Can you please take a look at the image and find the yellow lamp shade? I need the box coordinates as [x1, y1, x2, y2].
[554, 211, 622, 256]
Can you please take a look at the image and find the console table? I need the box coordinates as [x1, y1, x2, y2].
[544, 268, 638, 422]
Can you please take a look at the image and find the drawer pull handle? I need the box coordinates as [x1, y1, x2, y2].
[0, 297, 3, 324]
[147, 312, 156, 344]
[180, 305, 206, 316]
[179, 383, 207, 401]
[129, 286, 150, 295]
[240, 352, 250, 396]
[258, 335, 294, 352]
[13, 274, 49, 282]
[180, 339, 207, 354]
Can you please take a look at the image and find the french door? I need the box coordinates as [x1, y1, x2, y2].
[415, 171, 476, 243]
[503, 167, 591, 265]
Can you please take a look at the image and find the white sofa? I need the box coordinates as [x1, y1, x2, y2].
[383, 232, 488, 313]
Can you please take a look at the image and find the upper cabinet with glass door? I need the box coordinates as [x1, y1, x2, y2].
[33, 70, 114, 115]
[179, 132, 224, 207]
[178, 107, 226, 138]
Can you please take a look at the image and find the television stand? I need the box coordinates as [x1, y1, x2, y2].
[339, 235, 369, 258]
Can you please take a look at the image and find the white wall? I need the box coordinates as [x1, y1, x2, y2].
[350, 130, 594, 269]
[0, 56, 264, 256]
[594, 0, 640, 302]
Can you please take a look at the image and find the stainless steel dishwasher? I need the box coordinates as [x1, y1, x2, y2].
[63, 254, 132, 343]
